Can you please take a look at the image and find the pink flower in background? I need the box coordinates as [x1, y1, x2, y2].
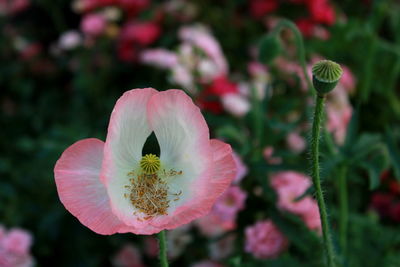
[270, 171, 311, 190]
[263, 147, 282, 165]
[195, 186, 247, 237]
[167, 225, 192, 259]
[340, 66, 357, 93]
[270, 171, 321, 232]
[0, 225, 34, 267]
[213, 186, 247, 222]
[301, 201, 322, 233]
[1, 229, 32, 255]
[195, 211, 234, 237]
[0, 226, 5, 239]
[209, 234, 236, 260]
[54, 88, 236, 235]
[232, 152, 247, 184]
[248, 61, 269, 83]
[245, 219, 288, 259]
[143, 236, 158, 258]
[191, 260, 225, 267]
[271, 172, 312, 214]
[81, 13, 106, 37]
[326, 86, 353, 144]
[140, 49, 178, 69]
[286, 132, 306, 153]
[112, 244, 145, 267]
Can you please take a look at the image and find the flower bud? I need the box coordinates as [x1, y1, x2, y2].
[259, 34, 281, 64]
[312, 60, 343, 95]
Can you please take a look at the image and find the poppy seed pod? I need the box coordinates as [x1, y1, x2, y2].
[312, 60, 343, 95]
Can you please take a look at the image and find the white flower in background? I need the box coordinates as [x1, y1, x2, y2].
[170, 64, 196, 94]
[222, 93, 250, 117]
[140, 49, 179, 69]
[58, 31, 82, 50]
[179, 24, 228, 75]
[198, 59, 220, 83]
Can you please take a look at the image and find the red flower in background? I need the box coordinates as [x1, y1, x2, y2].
[249, 0, 278, 18]
[295, 18, 316, 37]
[0, 0, 30, 15]
[76, 0, 149, 15]
[389, 203, 400, 222]
[119, 0, 150, 17]
[307, 0, 335, 25]
[117, 21, 161, 62]
[120, 22, 160, 46]
[371, 193, 394, 218]
[207, 76, 238, 96]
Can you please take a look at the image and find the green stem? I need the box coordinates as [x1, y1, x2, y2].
[311, 95, 336, 267]
[158, 231, 169, 267]
[338, 164, 348, 257]
[273, 19, 314, 94]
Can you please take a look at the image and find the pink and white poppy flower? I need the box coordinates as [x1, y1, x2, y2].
[54, 88, 236, 235]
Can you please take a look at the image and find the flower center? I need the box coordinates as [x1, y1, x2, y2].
[124, 154, 183, 220]
[140, 154, 161, 174]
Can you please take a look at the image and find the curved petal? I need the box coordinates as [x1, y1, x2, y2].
[54, 138, 126, 235]
[163, 139, 236, 229]
[208, 139, 237, 194]
[102, 88, 159, 227]
[146, 90, 213, 226]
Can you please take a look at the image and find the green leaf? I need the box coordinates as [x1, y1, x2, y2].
[384, 128, 400, 181]
[359, 151, 389, 190]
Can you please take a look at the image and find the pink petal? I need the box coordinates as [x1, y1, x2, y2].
[157, 139, 235, 230]
[54, 138, 126, 235]
[146, 90, 213, 226]
[208, 139, 236, 195]
[144, 90, 234, 229]
[102, 88, 159, 228]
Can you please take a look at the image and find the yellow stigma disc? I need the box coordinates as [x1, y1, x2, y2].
[140, 154, 161, 174]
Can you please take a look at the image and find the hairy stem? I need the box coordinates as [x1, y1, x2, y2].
[158, 230, 169, 267]
[311, 95, 336, 267]
[338, 164, 348, 257]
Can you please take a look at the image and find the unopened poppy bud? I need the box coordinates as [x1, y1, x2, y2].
[312, 60, 343, 95]
[259, 34, 281, 64]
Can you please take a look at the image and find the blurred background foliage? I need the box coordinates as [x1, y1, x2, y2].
[1, 0, 400, 266]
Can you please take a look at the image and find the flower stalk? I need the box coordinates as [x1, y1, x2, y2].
[310, 59, 343, 266]
[338, 164, 348, 256]
[311, 95, 336, 267]
[158, 230, 169, 267]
